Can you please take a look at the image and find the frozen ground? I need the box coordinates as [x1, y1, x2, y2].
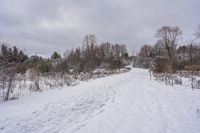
[0, 68, 200, 133]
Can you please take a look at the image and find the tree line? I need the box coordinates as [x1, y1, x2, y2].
[1, 25, 200, 100]
[0, 35, 131, 100]
[137, 25, 200, 73]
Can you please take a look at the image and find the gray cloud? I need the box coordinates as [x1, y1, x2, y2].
[0, 0, 200, 56]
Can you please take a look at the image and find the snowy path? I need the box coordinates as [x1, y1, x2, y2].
[0, 68, 200, 133]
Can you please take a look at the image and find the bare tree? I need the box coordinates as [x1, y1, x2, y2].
[187, 41, 200, 66]
[82, 34, 97, 48]
[155, 26, 182, 71]
[0, 60, 6, 100]
[0, 61, 16, 100]
[81, 34, 98, 71]
[4, 66, 16, 100]
[139, 44, 153, 58]
[0, 43, 29, 100]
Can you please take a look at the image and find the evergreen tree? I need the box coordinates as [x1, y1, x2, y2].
[51, 51, 61, 60]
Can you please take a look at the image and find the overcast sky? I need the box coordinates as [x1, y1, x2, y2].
[0, 0, 199, 57]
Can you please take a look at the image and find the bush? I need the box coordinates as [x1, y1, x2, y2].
[109, 59, 123, 70]
[37, 60, 52, 74]
[153, 56, 170, 73]
[185, 65, 200, 71]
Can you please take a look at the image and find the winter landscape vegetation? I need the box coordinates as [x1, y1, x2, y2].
[0, 0, 200, 133]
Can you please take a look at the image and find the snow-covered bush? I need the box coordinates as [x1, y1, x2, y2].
[153, 70, 200, 89]
[0, 67, 131, 101]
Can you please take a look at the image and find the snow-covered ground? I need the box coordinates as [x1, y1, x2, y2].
[0, 68, 200, 133]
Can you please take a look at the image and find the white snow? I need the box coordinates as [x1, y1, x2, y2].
[0, 68, 200, 133]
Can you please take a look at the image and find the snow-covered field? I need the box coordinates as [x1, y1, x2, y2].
[0, 68, 200, 133]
